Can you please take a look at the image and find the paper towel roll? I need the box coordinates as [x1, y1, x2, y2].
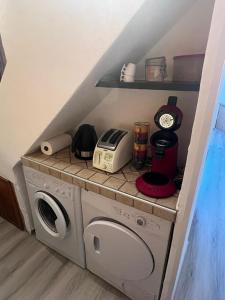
[41, 134, 72, 155]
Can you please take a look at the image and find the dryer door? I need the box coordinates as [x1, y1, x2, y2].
[34, 191, 69, 239]
[84, 220, 154, 281]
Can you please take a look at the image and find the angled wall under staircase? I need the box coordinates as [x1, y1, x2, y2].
[30, 0, 198, 154]
[0, 0, 145, 181]
[0, 0, 200, 183]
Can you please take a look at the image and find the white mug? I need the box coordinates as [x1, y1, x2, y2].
[121, 63, 136, 76]
[120, 74, 134, 82]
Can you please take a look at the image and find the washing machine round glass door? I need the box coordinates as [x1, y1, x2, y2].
[84, 220, 154, 281]
[34, 191, 69, 239]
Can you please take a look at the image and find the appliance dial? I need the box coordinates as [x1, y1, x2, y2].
[136, 216, 146, 226]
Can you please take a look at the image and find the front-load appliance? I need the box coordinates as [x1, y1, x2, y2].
[93, 128, 133, 173]
[82, 189, 173, 300]
[23, 166, 85, 268]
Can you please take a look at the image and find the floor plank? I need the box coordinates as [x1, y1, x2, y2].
[0, 219, 129, 300]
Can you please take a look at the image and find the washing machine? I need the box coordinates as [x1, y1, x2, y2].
[23, 166, 85, 268]
[82, 189, 173, 300]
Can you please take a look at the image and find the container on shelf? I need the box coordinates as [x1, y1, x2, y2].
[145, 57, 167, 82]
[132, 122, 150, 170]
[173, 54, 205, 82]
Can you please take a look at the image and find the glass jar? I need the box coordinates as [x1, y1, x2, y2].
[132, 122, 150, 170]
[145, 56, 167, 82]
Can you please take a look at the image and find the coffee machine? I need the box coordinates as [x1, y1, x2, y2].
[136, 96, 183, 198]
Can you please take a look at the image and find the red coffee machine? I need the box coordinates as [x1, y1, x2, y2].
[136, 96, 183, 198]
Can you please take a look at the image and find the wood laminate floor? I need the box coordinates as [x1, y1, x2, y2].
[0, 218, 129, 300]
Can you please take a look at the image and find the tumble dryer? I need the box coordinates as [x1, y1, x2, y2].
[23, 166, 85, 268]
[82, 189, 173, 300]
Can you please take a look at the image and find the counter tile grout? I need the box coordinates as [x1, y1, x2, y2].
[21, 147, 178, 222]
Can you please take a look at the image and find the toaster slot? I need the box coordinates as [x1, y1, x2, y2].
[109, 130, 124, 144]
[97, 129, 128, 150]
[101, 129, 116, 143]
[109, 130, 127, 149]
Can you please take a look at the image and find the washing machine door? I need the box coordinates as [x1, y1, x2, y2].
[84, 220, 154, 281]
[34, 191, 69, 239]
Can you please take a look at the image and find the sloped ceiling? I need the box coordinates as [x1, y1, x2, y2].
[81, 0, 215, 167]
[0, 0, 197, 182]
[0, 0, 145, 181]
[31, 0, 198, 151]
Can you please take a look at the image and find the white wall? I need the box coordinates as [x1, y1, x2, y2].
[82, 90, 198, 167]
[0, 0, 145, 182]
[161, 0, 225, 296]
[30, 0, 197, 155]
[82, 0, 214, 167]
[174, 99, 225, 298]
[0, 0, 199, 231]
[0, 0, 201, 183]
[136, 0, 214, 80]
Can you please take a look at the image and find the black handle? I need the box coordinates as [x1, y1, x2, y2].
[167, 96, 177, 106]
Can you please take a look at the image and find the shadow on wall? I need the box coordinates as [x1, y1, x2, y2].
[27, 0, 197, 153]
[0, 34, 7, 81]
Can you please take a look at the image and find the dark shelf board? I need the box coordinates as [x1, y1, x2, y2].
[96, 80, 200, 92]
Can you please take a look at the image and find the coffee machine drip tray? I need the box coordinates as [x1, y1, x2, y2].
[136, 172, 176, 198]
[143, 172, 170, 184]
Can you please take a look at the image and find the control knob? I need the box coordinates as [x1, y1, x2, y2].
[136, 216, 146, 226]
[43, 183, 49, 189]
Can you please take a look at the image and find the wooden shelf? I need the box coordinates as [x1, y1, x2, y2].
[96, 79, 200, 92]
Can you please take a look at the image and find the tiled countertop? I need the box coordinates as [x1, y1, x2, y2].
[21, 147, 179, 222]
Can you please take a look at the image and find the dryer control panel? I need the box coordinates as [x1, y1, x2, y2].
[113, 206, 161, 232]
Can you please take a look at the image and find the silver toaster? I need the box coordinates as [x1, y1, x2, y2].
[93, 129, 133, 173]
